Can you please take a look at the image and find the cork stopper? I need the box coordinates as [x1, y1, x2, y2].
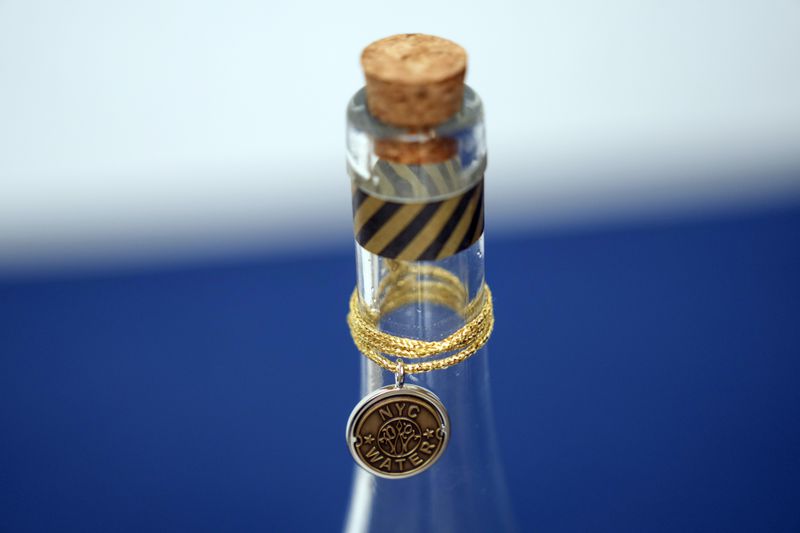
[361, 34, 467, 128]
[374, 138, 457, 165]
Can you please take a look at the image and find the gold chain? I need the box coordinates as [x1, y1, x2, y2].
[347, 263, 494, 375]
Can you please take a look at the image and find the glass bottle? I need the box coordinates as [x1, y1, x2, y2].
[343, 85, 517, 533]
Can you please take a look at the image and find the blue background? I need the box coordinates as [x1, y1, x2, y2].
[2, 204, 799, 532]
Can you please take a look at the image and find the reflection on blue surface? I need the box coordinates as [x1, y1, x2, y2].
[1, 205, 799, 532]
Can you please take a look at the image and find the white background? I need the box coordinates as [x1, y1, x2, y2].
[1, 0, 799, 273]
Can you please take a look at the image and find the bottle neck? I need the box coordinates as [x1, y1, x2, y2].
[346, 240, 516, 533]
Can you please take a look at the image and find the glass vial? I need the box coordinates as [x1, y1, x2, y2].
[343, 34, 516, 533]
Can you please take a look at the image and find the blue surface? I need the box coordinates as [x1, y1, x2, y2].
[2, 205, 799, 532]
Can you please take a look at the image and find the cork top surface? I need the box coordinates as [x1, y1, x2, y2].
[361, 34, 467, 85]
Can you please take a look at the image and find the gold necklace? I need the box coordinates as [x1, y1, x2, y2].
[346, 262, 494, 478]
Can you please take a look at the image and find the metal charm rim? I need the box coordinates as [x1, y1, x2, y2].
[346, 384, 450, 479]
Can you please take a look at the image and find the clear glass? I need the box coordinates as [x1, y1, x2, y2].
[344, 87, 516, 532]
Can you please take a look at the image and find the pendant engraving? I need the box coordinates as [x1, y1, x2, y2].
[346, 384, 449, 479]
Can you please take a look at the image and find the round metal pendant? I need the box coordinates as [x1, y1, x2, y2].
[346, 384, 449, 479]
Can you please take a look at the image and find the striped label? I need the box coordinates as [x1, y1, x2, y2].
[352, 180, 484, 261]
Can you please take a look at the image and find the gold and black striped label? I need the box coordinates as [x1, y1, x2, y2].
[352, 180, 484, 261]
